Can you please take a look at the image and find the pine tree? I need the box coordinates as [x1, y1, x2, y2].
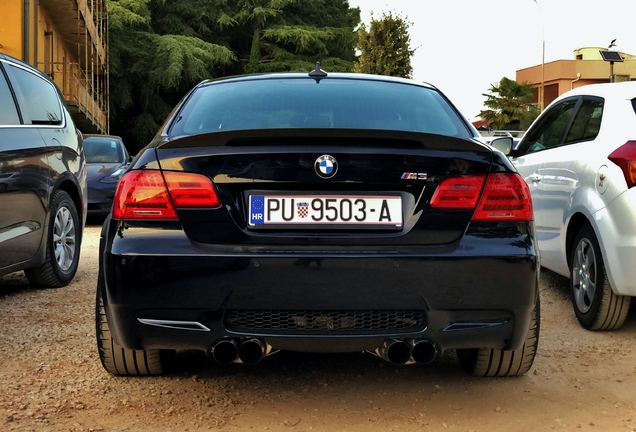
[354, 11, 416, 78]
[107, 0, 361, 148]
[284, 0, 360, 66]
[108, 0, 235, 149]
[230, 0, 360, 73]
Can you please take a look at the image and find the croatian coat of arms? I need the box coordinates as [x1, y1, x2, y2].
[297, 201, 309, 218]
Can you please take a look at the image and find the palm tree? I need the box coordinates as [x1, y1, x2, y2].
[478, 77, 539, 130]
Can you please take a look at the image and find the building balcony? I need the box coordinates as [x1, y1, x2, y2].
[38, 0, 108, 134]
[39, 61, 107, 134]
[39, 0, 107, 65]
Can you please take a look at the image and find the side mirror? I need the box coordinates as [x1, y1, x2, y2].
[490, 137, 513, 155]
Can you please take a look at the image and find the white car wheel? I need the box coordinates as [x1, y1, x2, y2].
[570, 224, 630, 330]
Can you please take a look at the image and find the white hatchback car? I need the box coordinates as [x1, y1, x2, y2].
[504, 81, 636, 330]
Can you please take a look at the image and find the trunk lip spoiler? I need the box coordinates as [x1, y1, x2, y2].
[154, 128, 489, 153]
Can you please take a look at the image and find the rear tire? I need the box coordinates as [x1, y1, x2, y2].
[25, 190, 81, 288]
[457, 299, 540, 377]
[96, 284, 173, 376]
[570, 223, 631, 330]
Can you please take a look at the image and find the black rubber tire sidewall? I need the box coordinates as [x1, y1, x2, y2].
[25, 190, 81, 287]
[570, 224, 605, 328]
[48, 190, 81, 281]
[457, 298, 540, 377]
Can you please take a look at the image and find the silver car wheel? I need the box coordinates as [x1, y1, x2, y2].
[53, 206, 76, 271]
[572, 237, 596, 314]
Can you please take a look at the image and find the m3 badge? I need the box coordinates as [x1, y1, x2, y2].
[401, 172, 427, 180]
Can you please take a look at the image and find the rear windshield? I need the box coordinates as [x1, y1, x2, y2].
[169, 77, 471, 138]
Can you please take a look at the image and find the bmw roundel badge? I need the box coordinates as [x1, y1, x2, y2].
[314, 155, 338, 179]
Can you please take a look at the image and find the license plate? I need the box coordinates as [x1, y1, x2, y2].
[248, 194, 402, 229]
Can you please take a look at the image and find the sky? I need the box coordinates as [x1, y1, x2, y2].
[348, 0, 636, 121]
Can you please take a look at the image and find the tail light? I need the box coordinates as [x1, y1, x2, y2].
[112, 170, 220, 220]
[431, 173, 533, 222]
[162, 171, 221, 208]
[608, 140, 636, 188]
[430, 175, 486, 209]
[473, 173, 533, 221]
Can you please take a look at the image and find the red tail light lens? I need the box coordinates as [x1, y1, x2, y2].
[472, 173, 533, 222]
[113, 170, 177, 219]
[112, 170, 220, 220]
[430, 175, 486, 209]
[608, 140, 636, 188]
[163, 171, 221, 208]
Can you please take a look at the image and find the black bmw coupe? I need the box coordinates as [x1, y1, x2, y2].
[96, 67, 539, 377]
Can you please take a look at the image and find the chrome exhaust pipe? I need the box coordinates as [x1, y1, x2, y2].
[238, 338, 267, 365]
[375, 339, 412, 365]
[212, 339, 239, 365]
[409, 339, 437, 365]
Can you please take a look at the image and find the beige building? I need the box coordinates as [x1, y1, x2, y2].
[516, 47, 636, 109]
[0, 0, 108, 134]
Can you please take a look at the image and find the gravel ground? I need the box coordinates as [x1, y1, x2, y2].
[2, 225, 636, 432]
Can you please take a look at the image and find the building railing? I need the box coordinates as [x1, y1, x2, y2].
[77, 0, 107, 63]
[37, 61, 107, 132]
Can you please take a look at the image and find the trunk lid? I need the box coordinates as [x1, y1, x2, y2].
[154, 129, 493, 246]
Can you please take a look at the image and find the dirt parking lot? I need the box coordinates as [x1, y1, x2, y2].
[2, 225, 636, 432]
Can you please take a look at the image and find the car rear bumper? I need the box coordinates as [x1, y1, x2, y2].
[100, 220, 539, 355]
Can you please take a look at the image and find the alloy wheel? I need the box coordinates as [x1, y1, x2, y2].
[572, 237, 597, 313]
[53, 206, 76, 271]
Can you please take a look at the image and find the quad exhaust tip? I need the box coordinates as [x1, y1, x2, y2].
[409, 339, 437, 365]
[375, 338, 437, 365]
[212, 338, 270, 365]
[376, 339, 412, 365]
[238, 338, 267, 365]
[213, 337, 436, 366]
[212, 339, 240, 365]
